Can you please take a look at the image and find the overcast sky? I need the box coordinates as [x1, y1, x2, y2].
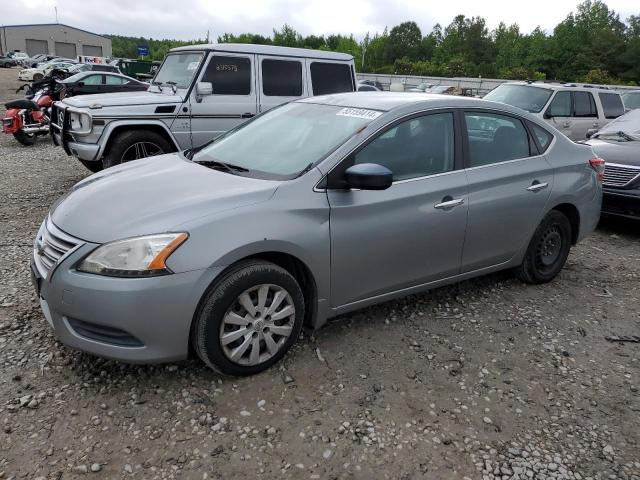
[2, 0, 637, 40]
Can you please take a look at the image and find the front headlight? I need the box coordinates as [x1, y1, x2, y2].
[68, 110, 92, 135]
[77, 233, 188, 277]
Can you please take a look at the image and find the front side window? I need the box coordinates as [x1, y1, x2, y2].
[599, 92, 625, 119]
[465, 112, 531, 167]
[547, 91, 571, 117]
[153, 52, 204, 89]
[193, 103, 377, 179]
[484, 84, 553, 113]
[262, 59, 302, 96]
[573, 91, 597, 117]
[202, 55, 251, 95]
[310, 62, 353, 95]
[354, 113, 455, 181]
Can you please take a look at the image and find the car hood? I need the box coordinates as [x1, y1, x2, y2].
[61, 90, 183, 108]
[51, 154, 279, 243]
[585, 138, 640, 167]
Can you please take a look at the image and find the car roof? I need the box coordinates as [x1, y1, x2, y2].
[170, 43, 353, 61]
[297, 91, 526, 114]
[502, 81, 618, 93]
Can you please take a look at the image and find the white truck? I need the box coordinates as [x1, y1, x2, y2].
[51, 44, 356, 171]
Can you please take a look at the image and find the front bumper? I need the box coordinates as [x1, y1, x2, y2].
[602, 187, 640, 219]
[33, 233, 223, 363]
[51, 103, 100, 161]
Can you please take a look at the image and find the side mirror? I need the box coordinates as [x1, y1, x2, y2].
[196, 81, 213, 97]
[543, 110, 552, 119]
[585, 128, 598, 139]
[77, 81, 85, 87]
[344, 163, 393, 190]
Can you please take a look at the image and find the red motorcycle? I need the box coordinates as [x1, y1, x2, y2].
[2, 93, 52, 145]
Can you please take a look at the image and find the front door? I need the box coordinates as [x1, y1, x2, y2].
[327, 111, 468, 307]
[188, 52, 257, 148]
[546, 90, 573, 138]
[461, 111, 553, 272]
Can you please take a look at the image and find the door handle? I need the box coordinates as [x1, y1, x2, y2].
[562, 122, 570, 128]
[241, 113, 255, 119]
[434, 197, 464, 210]
[527, 182, 549, 192]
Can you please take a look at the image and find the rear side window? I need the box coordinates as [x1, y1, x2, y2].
[262, 59, 302, 96]
[310, 62, 353, 95]
[547, 91, 571, 117]
[598, 92, 625, 119]
[203, 56, 251, 95]
[573, 91, 597, 117]
[465, 112, 531, 167]
[529, 122, 554, 153]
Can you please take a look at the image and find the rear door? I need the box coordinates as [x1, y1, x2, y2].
[461, 110, 553, 272]
[257, 55, 306, 113]
[570, 91, 599, 140]
[189, 52, 257, 147]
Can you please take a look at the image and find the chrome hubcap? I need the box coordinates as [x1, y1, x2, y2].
[220, 284, 295, 366]
[121, 141, 163, 162]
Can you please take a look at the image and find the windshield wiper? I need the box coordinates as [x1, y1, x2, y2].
[151, 81, 163, 92]
[194, 159, 250, 173]
[164, 81, 178, 93]
[596, 130, 639, 142]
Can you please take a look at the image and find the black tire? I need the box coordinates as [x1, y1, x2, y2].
[33, 73, 43, 81]
[13, 131, 37, 146]
[79, 159, 103, 173]
[515, 210, 572, 284]
[102, 130, 172, 169]
[192, 260, 305, 376]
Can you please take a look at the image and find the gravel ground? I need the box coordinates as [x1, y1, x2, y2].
[0, 66, 639, 480]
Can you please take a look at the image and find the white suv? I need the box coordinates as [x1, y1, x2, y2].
[485, 82, 625, 140]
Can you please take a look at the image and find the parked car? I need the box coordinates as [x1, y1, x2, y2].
[64, 63, 120, 75]
[59, 72, 148, 97]
[0, 56, 17, 68]
[484, 82, 625, 140]
[358, 79, 384, 90]
[621, 91, 640, 111]
[9, 51, 30, 65]
[18, 61, 76, 81]
[34, 93, 603, 375]
[584, 109, 640, 219]
[408, 82, 433, 92]
[28, 55, 60, 68]
[357, 82, 381, 92]
[428, 85, 455, 94]
[51, 43, 356, 172]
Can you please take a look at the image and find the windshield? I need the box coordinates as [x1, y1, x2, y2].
[153, 52, 204, 88]
[193, 102, 379, 179]
[484, 84, 553, 113]
[622, 92, 640, 110]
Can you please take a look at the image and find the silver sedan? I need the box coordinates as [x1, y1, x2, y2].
[33, 93, 603, 375]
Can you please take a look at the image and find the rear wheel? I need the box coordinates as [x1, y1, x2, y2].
[192, 260, 305, 376]
[102, 130, 172, 169]
[13, 131, 37, 146]
[80, 159, 103, 173]
[515, 210, 572, 284]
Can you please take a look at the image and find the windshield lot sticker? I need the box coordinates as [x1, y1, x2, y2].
[336, 108, 382, 120]
[187, 62, 199, 70]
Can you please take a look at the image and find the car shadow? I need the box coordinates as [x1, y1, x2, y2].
[597, 216, 640, 240]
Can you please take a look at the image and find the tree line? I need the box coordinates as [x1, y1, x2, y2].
[109, 0, 640, 85]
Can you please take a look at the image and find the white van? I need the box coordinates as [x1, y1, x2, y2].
[51, 44, 356, 171]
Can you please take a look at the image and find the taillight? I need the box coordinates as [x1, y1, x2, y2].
[589, 157, 605, 182]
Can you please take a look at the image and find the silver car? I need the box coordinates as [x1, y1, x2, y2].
[32, 93, 603, 376]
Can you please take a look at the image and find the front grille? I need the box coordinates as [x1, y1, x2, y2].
[603, 163, 640, 187]
[33, 219, 80, 279]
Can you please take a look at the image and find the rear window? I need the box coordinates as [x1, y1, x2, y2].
[310, 62, 353, 95]
[203, 56, 251, 95]
[573, 91, 597, 117]
[529, 122, 554, 153]
[262, 59, 302, 96]
[598, 92, 625, 119]
[622, 92, 640, 110]
[483, 84, 553, 113]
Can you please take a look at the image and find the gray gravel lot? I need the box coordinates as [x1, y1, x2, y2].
[0, 66, 639, 480]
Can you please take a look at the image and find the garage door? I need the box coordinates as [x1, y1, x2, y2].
[25, 39, 48, 56]
[55, 42, 77, 58]
[83, 45, 103, 56]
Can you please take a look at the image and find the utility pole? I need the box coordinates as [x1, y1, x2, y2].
[54, 6, 58, 23]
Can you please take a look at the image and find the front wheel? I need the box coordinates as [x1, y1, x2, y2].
[13, 131, 37, 146]
[102, 130, 172, 169]
[192, 260, 305, 376]
[515, 210, 572, 284]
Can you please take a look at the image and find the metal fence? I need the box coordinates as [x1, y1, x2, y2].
[356, 73, 638, 96]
